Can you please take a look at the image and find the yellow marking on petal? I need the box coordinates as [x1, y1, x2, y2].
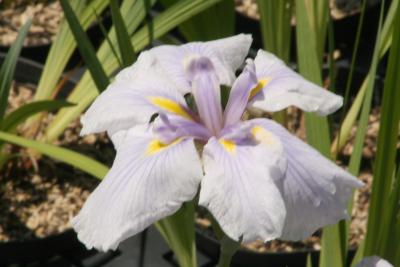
[249, 77, 271, 99]
[146, 138, 181, 155]
[251, 126, 275, 145]
[219, 139, 236, 154]
[149, 97, 192, 120]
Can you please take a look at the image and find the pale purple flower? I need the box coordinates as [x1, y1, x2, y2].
[72, 34, 363, 251]
[356, 256, 393, 267]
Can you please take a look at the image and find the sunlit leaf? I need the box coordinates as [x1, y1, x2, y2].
[45, 0, 222, 142]
[60, 0, 110, 93]
[0, 19, 32, 121]
[110, 0, 136, 67]
[0, 131, 108, 179]
[1, 100, 74, 132]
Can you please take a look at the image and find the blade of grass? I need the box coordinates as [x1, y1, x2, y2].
[155, 201, 197, 267]
[295, 1, 344, 267]
[60, 0, 110, 93]
[33, 0, 108, 101]
[44, 0, 223, 143]
[161, 0, 234, 41]
[0, 131, 108, 179]
[92, 7, 122, 68]
[331, 0, 398, 156]
[257, 0, 292, 63]
[110, 0, 136, 67]
[295, 0, 331, 154]
[380, 166, 400, 261]
[364, 0, 400, 257]
[257, 0, 293, 125]
[1, 100, 74, 132]
[343, 1, 386, 261]
[0, 19, 32, 121]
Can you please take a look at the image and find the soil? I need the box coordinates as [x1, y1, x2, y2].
[0, 0, 62, 46]
[0, 81, 115, 242]
[235, 0, 381, 20]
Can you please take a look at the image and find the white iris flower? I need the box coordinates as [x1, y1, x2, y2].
[72, 34, 363, 251]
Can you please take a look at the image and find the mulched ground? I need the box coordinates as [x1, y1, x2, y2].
[0, 0, 62, 46]
[235, 0, 380, 20]
[0, 82, 114, 242]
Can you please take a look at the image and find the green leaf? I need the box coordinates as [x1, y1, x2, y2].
[33, 0, 108, 102]
[161, 0, 234, 41]
[1, 100, 74, 132]
[92, 7, 122, 68]
[306, 253, 313, 267]
[331, 0, 398, 156]
[60, 0, 110, 93]
[155, 201, 197, 267]
[0, 19, 32, 121]
[44, 0, 223, 143]
[257, 0, 293, 125]
[0, 131, 108, 179]
[364, 0, 400, 258]
[345, 0, 385, 216]
[295, 1, 344, 267]
[110, 0, 136, 67]
[257, 0, 292, 63]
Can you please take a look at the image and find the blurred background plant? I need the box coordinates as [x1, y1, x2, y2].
[0, 0, 399, 266]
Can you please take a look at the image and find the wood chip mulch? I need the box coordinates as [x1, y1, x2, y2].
[0, 0, 62, 46]
[0, 81, 114, 242]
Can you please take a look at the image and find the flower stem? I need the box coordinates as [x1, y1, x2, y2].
[217, 235, 240, 267]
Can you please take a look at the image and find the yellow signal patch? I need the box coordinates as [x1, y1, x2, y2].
[251, 126, 275, 145]
[146, 139, 181, 155]
[219, 139, 236, 154]
[249, 77, 271, 100]
[149, 97, 192, 120]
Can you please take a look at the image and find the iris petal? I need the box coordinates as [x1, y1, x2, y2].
[147, 34, 252, 93]
[72, 125, 203, 251]
[80, 72, 191, 136]
[250, 50, 343, 115]
[189, 57, 224, 135]
[356, 256, 393, 267]
[199, 136, 287, 243]
[223, 59, 258, 127]
[250, 118, 363, 240]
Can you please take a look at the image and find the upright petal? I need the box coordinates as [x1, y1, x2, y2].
[356, 256, 393, 267]
[80, 71, 194, 136]
[72, 125, 203, 251]
[152, 114, 212, 143]
[147, 34, 252, 93]
[249, 50, 343, 116]
[250, 118, 363, 240]
[189, 57, 224, 135]
[199, 135, 287, 243]
[223, 59, 258, 127]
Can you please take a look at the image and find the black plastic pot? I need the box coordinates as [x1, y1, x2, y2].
[0, 53, 90, 265]
[196, 228, 356, 267]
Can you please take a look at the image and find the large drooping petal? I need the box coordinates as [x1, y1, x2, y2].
[249, 50, 343, 116]
[147, 34, 252, 93]
[72, 125, 203, 251]
[356, 256, 393, 267]
[249, 118, 363, 240]
[199, 135, 287, 243]
[80, 71, 194, 136]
